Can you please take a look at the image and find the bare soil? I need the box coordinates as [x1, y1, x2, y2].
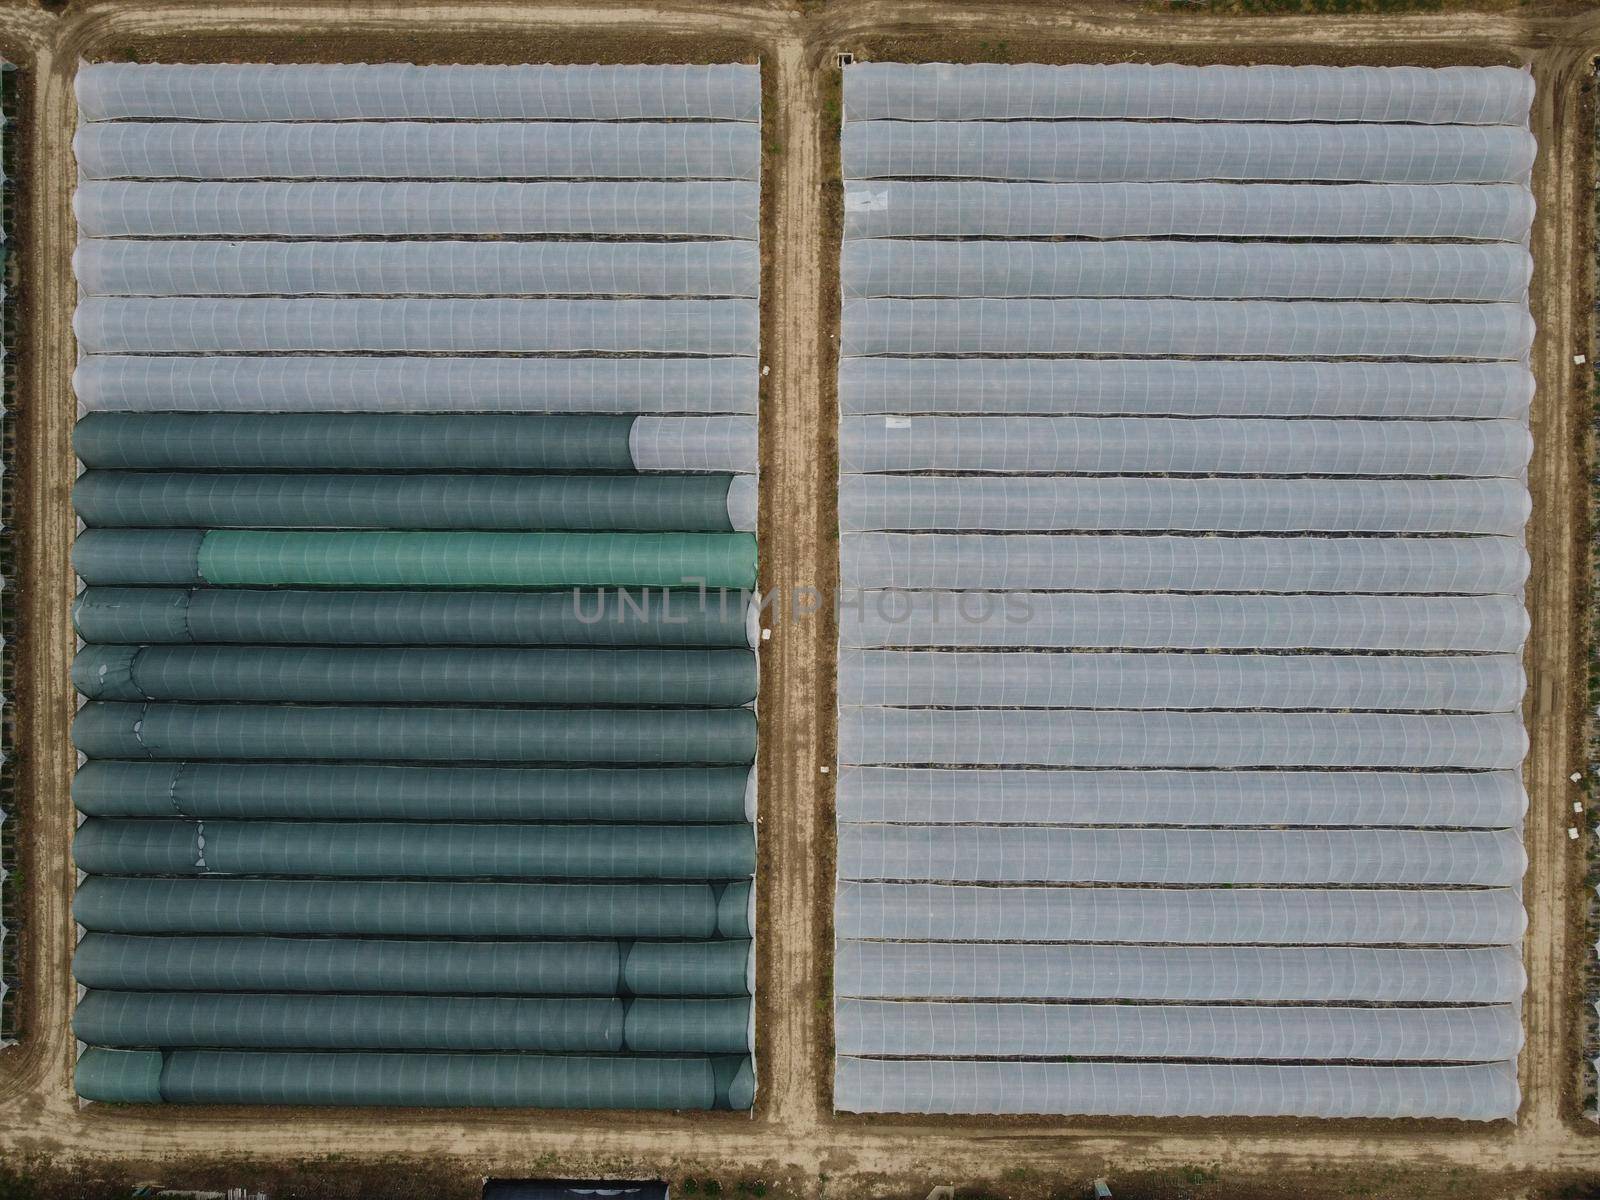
[0, 2, 1596, 1197]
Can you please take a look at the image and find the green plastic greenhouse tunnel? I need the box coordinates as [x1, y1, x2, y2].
[73, 588, 759, 648]
[75, 1048, 757, 1110]
[73, 531, 758, 590]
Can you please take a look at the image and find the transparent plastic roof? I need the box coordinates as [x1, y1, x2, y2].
[836, 767, 1527, 828]
[75, 356, 759, 415]
[838, 533, 1529, 593]
[838, 358, 1534, 419]
[77, 181, 761, 239]
[835, 882, 1527, 944]
[75, 121, 761, 181]
[839, 298, 1534, 359]
[842, 240, 1531, 301]
[834, 1058, 1519, 1119]
[834, 941, 1526, 1003]
[838, 709, 1527, 769]
[842, 64, 1533, 125]
[839, 417, 1532, 477]
[836, 999, 1521, 1061]
[78, 63, 762, 122]
[836, 826, 1525, 886]
[843, 182, 1534, 241]
[76, 239, 760, 298]
[74, 298, 758, 355]
[837, 649, 1525, 712]
[842, 121, 1535, 184]
[838, 593, 1530, 652]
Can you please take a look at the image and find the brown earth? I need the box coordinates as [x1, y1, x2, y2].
[0, 2, 1597, 1197]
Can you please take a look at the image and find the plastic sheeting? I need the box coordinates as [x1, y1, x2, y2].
[841, 480, 1528, 535]
[835, 826, 1524, 886]
[835, 883, 1527, 944]
[73, 645, 760, 706]
[840, 417, 1531, 477]
[73, 702, 758, 763]
[74, 589, 759, 649]
[836, 768, 1527, 828]
[842, 121, 1535, 183]
[77, 64, 762, 122]
[838, 534, 1529, 593]
[203, 531, 757, 589]
[833, 67, 1532, 1117]
[74, 934, 752, 996]
[77, 991, 637, 1052]
[76, 1047, 755, 1109]
[842, 240, 1531, 301]
[835, 1000, 1521, 1061]
[73, 762, 756, 822]
[839, 359, 1534, 419]
[631, 417, 758, 474]
[77, 411, 628, 469]
[73, 356, 760, 414]
[77, 991, 752, 1054]
[844, 480, 1529, 534]
[71, 530, 204, 586]
[833, 942, 1526, 1003]
[76, 239, 761, 298]
[837, 650, 1524, 712]
[75, 819, 756, 880]
[839, 299, 1533, 359]
[73, 1048, 163, 1103]
[72, 530, 758, 589]
[484, 1183, 667, 1200]
[76, 181, 762, 239]
[74, 413, 755, 472]
[842, 64, 1533, 125]
[838, 709, 1526, 769]
[69, 62, 764, 1111]
[627, 938, 755, 997]
[74, 877, 753, 938]
[79, 876, 755, 947]
[75, 298, 758, 354]
[839, 593, 1530, 652]
[74, 122, 761, 181]
[72, 475, 749, 532]
[833, 1058, 1519, 1119]
[843, 182, 1535, 242]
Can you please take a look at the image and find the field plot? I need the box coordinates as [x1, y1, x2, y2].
[65, 62, 761, 1110]
[834, 62, 1539, 1120]
[0, 3, 1594, 1195]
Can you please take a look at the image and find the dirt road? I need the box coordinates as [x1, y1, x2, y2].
[1, 2, 1598, 1196]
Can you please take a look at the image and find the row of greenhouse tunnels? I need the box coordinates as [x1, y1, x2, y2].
[40, 57, 1550, 1121]
[67, 62, 761, 1112]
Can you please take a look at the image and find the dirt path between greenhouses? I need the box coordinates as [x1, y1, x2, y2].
[0, 3, 1598, 1198]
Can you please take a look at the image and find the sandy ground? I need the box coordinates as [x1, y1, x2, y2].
[0, 2, 1597, 1196]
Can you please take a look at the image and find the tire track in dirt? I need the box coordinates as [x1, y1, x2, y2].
[754, 32, 831, 1137]
[1520, 42, 1590, 1136]
[0, 8, 90, 1117]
